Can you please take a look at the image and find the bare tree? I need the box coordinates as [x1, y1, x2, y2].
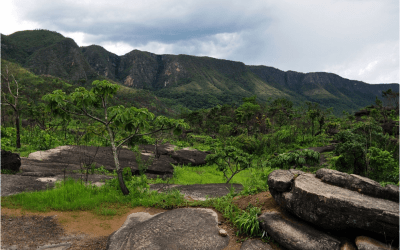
[1, 66, 24, 148]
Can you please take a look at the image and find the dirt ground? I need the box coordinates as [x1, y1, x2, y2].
[1, 145, 285, 249]
[1, 189, 283, 250]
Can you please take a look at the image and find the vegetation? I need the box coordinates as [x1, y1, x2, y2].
[1, 52, 399, 241]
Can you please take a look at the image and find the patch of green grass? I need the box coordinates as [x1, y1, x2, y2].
[1, 175, 187, 213]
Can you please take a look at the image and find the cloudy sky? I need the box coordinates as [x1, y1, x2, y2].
[1, 0, 398, 84]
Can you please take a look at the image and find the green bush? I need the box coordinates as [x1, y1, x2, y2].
[269, 149, 320, 170]
[367, 147, 399, 183]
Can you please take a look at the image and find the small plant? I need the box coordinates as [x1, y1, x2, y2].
[234, 205, 262, 237]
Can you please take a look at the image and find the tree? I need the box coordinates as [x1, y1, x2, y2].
[206, 146, 252, 183]
[306, 102, 321, 136]
[235, 96, 261, 136]
[1, 65, 27, 148]
[43, 80, 189, 195]
[381, 89, 399, 110]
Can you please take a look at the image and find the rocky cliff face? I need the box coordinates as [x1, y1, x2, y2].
[2, 30, 398, 113]
[26, 38, 96, 81]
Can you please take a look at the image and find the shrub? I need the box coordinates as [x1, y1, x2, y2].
[367, 147, 399, 183]
[269, 149, 320, 170]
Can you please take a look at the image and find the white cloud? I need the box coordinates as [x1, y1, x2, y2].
[101, 41, 136, 56]
[0, 0, 39, 35]
[324, 41, 399, 83]
[1, 0, 398, 83]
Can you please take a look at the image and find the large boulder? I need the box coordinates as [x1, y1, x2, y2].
[1, 150, 21, 172]
[258, 211, 342, 250]
[26, 146, 177, 179]
[316, 168, 399, 202]
[170, 147, 210, 166]
[268, 170, 399, 239]
[106, 208, 229, 250]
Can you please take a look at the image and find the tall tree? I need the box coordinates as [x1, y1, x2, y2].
[43, 80, 188, 195]
[1, 65, 26, 148]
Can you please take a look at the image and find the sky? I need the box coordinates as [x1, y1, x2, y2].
[1, 0, 399, 84]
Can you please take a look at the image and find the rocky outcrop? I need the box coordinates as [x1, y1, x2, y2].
[1, 150, 21, 172]
[170, 147, 210, 166]
[316, 168, 399, 202]
[258, 211, 342, 250]
[106, 208, 229, 250]
[265, 168, 399, 249]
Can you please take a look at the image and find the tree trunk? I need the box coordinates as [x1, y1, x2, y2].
[107, 125, 130, 195]
[15, 111, 21, 148]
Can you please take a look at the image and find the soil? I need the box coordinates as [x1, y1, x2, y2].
[1, 171, 283, 250]
[1, 191, 284, 250]
[1, 145, 286, 249]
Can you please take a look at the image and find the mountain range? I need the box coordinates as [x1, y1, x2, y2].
[1, 29, 398, 115]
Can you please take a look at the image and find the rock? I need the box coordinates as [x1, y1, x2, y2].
[240, 239, 274, 250]
[384, 185, 399, 203]
[267, 169, 305, 193]
[25, 145, 177, 179]
[258, 211, 342, 250]
[219, 229, 228, 237]
[1, 150, 21, 172]
[268, 170, 399, 238]
[355, 236, 398, 250]
[130, 155, 176, 178]
[171, 147, 210, 166]
[316, 168, 399, 202]
[20, 172, 56, 177]
[106, 208, 229, 250]
[154, 143, 177, 155]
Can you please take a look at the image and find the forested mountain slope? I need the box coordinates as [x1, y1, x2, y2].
[2, 30, 398, 114]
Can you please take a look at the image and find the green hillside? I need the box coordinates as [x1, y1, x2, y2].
[1, 29, 398, 117]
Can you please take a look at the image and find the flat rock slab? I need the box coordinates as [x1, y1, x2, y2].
[240, 239, 274, 250]
[258, 211, 342, 250]
[24, 145, 177, 178]
[1, 173, 115, 197]
[269, 172, 399, 238]
[150, 183, 243, 200]
[106, 208, 229, 250]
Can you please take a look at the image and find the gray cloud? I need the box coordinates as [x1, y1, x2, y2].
[4, 0, 399, 83]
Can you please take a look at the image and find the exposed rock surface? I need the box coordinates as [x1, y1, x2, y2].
[258, 211, 342, 250]
[355, 236, 398, 250]
[23, 144, 207, 178]
[316, 168, 399, 202]
[267, 169, 399, 241]
[240, 239, 274, 250]
[106, 208, 229, 250]
[1, 150, 21, 172]
[171, 147, 210, 166]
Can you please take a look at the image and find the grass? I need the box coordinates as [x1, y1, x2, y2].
[1, 156, 275, 240]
